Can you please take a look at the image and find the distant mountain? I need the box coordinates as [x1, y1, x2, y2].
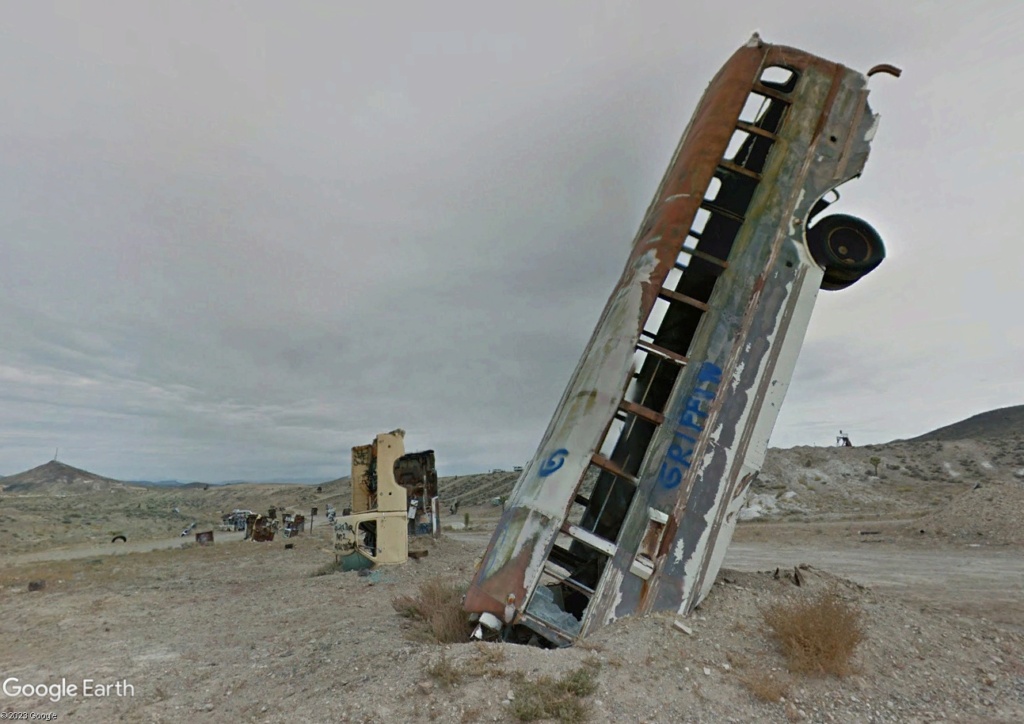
[907, 404, 1024, 443]
[3, 464, 350, 494]
[0, 461, 130, 494]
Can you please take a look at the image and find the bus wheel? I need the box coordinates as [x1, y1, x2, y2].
[806, 214, 886, 291]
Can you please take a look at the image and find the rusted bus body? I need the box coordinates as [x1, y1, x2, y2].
[246, 514, 276, 542]
[464, 35, 893, 646]
[394, 450, 440, 536]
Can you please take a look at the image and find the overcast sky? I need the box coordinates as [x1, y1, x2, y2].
[1, 1, 1021, 481]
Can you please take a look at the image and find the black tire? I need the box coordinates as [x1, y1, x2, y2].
[111, 535, 127, 543]
[806, 214, 886, 291]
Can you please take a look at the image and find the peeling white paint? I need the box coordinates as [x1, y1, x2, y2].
[863, 113, 880, 141]
[600, 570, 626, 627]
[731, 360, 746, 391]
[672, 536, 687, 565]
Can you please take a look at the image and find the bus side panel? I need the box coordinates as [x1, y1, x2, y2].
[464, 42, 769, 619]
[589, 62, 879, 630]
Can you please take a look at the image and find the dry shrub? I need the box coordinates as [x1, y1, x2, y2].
[466, 642, 507, 677]
[311, 559, 343, 577]
[511, 658, 601, 723]
[738, 668, 791, 702]
[425, 654, 463, 688]
[762, 587, 863, 676]
[391, 579, 472, 643]
[423, 643, 508, 692]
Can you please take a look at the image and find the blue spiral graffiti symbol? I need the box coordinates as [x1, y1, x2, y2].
[538, 448, 569, 477]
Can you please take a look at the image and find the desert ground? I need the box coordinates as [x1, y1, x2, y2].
[1, 409, 1022, 723]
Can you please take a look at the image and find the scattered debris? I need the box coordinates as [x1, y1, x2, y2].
[195, 530, 214, 545]
[245, 514, 276, 543]
[673, 620, 694, 635]
[282, 514, 305, 538]
[221, 510, 252, 532]
[27, 580, 45, 592]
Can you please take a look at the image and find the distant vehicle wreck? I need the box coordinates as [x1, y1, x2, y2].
[333, 430, 440, 570]
[465, 35, 899, 647]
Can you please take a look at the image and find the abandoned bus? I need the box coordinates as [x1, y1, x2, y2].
[463, 35, 898, 647]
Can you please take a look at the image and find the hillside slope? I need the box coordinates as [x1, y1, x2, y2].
[907, 404, 1024, 442]
[0, 461, 130, 494]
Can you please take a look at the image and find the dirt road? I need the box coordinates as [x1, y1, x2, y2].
[723, 541, 1024, 626]
[0, 531, 247, 565]
[6, 525, 1021, 627]
[448, 529, 1023, 627]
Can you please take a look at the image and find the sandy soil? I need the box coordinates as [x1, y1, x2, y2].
[0, 532, 247, 565]
[1, 513, 1021, 724]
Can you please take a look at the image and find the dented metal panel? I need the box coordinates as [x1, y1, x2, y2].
[465, 35, 896, 646]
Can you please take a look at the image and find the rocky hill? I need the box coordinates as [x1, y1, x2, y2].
[435, 406, 1024, 529]
[3, 405, 1020, 550]
[0, 460, 131, 494]
[906, 404, 1024, 442]
[439, 470, 521, 507]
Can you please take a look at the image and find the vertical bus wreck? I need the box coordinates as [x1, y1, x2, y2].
[334, 430, 441, 570]
[464, 35, 899, 646]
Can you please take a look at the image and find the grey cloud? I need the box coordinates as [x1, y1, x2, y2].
[1, 1, 1021, 480]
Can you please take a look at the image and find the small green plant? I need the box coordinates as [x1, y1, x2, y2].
[869, 457, 881, 476]
[510, 658, 601, 723]
[463, 512, 470, 529]
[762, 587, 863, 676]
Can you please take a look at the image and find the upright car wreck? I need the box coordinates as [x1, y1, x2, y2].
[464, 35, 899, 646]
[334, 430, 440, 569]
